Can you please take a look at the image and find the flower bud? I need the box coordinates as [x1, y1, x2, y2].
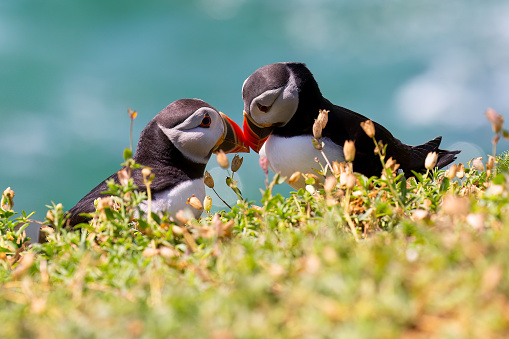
[142, 167, 152, 178]
[472, 157, 484, 172]
[446, 164, 457, 179]
[412, 209, 429, 221]
[317, 109, 329, 129]
[172, 225, 184, 235]
[204, 171, 214, 188]
[1, 187, 15, 210]
[424, 152, 438, 170]
[216, 150, 229, 169]
[324, 176, 337, 192]
[486, 156, 495, 171]
[442, 195, 469, 216]
[142, 247, 159, 257]
[339, 172, 348, 187]
[11, 252, 35, 280]
[259, 156, 269, 175]
[486, 108, 503, 134]
[46, 210, 54, 223]
[332, 161, 341, 176]
[96, 197, 112, 211]
[345, 173, 356, 189]
[343, 140, 356, 162]
[187, 195, 203, 210]
[175, 210, 192, 224]
[312, 119, 323, 139]
[385, 157, 400, 172]
[203, 196, 212, 213]
[305, 185, 316, 195]
[456, 163, 465, 179]
[231, 154, 243, 172]
[127, 107, 138, 120]
[360, 120, 375, 138]
[289, 171, 301, 185]
[118, 168, 130, 186]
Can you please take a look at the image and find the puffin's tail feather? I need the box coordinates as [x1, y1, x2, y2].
[410, 136, 461, 170]
[436, 149, 461, 169]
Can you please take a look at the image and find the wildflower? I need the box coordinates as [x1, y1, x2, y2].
[46, 210, 54, 223]
[118, 168, 130, 186]
[360, 120, 376, 138]
[216, 150, 229, 169]
[231, 155, 243, 172]
[466, 213, 485, 230]
[204, 171, 214, 188]
[127, 108, 138, 120]
[385, 157, 400, 172]
[456, 163, 465, 179]
[486, 156, 495, 171]
[345, 173, 356, 189]
[11, 252, 35, 279]
[446, 164, 457, 180]
[441, 195, 469, 216]
[142, 167, 152, 178]
[424, 152, 438, 170]
[312, 120, 323, 140]
[172, 225, 184, 235]
[343, 140, 356, 162]
[289, 171, 301, 185]
[142, 248, 159, 257]
[324, 175, 337, 192]
[412, 209, 429, 221]
[472, 157, 485, 172]
[175, 210, 190, 224]
[203, 196, 212, 213]
[317, 109, 329, 129]
[96, 197, 112, 212]
[199, 225, 215, 239]
[213, 214, 234, 238]
[1, 187, 15, 210]
[339, 172, 348, 187]
[332, 161, 341, 176]
[187, 195, 203, 210]
[486, 108, 503, 134]
[259, 156, 269, 175]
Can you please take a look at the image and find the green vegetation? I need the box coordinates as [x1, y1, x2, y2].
[2, 111, 509, 338]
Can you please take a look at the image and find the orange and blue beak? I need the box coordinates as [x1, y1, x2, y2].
[214, 112, 250, 154]
[242, 111, 275, 153]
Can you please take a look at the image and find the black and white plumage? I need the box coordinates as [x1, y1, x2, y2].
[242, 62, 460, 189]
[67, 99, 248, 227]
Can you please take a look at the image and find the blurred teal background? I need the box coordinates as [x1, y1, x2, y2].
[1, 0, 508, 229]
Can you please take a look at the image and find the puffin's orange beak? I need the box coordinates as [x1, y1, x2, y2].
[214, 112, 250, 154]
[242, 111, 275, 153]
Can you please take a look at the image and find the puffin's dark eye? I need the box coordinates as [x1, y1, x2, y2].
[199, 114, 211, 128]
[257, 103, 270, 113]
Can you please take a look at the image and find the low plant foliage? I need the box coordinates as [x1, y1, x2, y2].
[2, 109, 509, 338]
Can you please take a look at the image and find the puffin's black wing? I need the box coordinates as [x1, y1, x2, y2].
[66, 173, 117, 227]
[322, 103, 412, 177]
[323, 103, 459, 176]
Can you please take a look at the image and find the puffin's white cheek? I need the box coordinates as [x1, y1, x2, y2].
[178, 131, 217, 163]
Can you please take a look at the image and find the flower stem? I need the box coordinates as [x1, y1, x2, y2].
[212, 188, 232, 209]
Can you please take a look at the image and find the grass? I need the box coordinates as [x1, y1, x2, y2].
[2, 113, 509, 338]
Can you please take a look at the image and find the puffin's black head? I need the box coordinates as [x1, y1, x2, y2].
[139, 99, 248, 165]
[241, 62, 321, 152]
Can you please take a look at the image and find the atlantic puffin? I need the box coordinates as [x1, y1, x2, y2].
[67, 99, 248, 226]
[242, 62, 460, 188]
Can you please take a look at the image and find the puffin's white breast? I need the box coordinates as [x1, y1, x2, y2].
[141, 178, 205, 219]
[260, 135, 344, 189]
